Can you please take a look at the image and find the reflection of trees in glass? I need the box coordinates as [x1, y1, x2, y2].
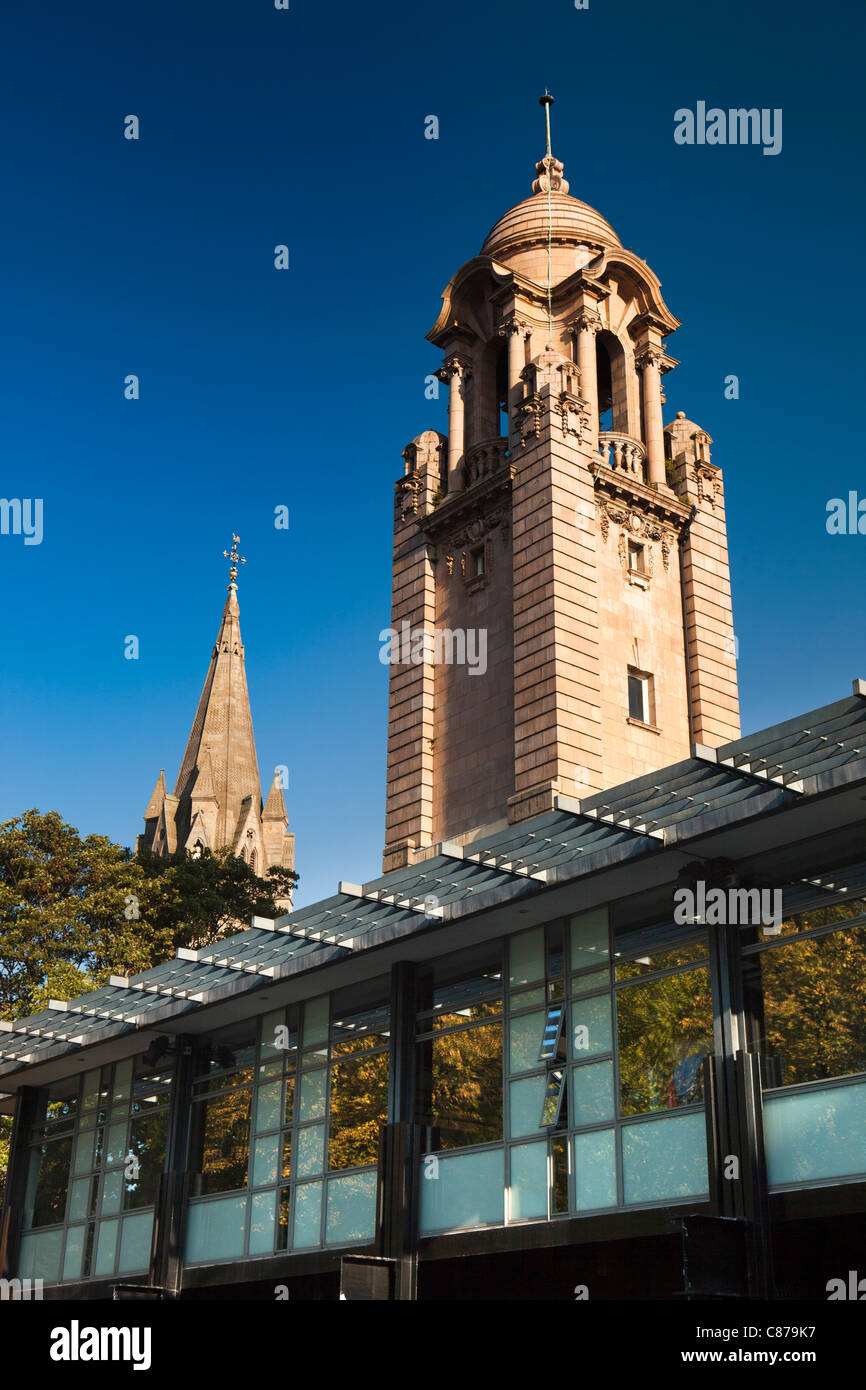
[329, 1040, 389, 1171]
[192, 1088, 251, 1194]
[617, 968, 713, 1116]
[754, 925, 866, 1085]
[421, 1023, 503, 1148]
[26, 1136, 72, 1228]
[124, 1110, 168, 1209]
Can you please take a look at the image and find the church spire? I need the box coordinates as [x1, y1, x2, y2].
[138, 537, 295, 889]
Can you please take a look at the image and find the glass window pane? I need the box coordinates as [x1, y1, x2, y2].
[571, 1060, 615, 1127]
[304, 996, 330, 1048]
[570, 908, 609, 971]
[296, 1124, 325, 1176]
[571, 995, 612, 1060]
[24, 1137, 72, 1229]
[118, 1212, 153, 1273]
[192, 1089, 251, 1195]
[509, 1075, 547, 1138]
[329, 1053, 388, 1171]
[509, 929, 545, 987]
[292, 1181, 323, 1249]
[62, 1224, 86, 1281]
[249, 1190, 276, 1256]
[764, 1081, 866, 1186]
[260, 1008, 293, 1060]
[418, 1147, 505, 1233]
[68, 1177, 90, 1224]
[252, 1134, 279, 1188]
[425, 1024, 502, 1149]
[124, 1110, 168, 1209]
[326, 1171, 377, 1245]
[508, 1011, 546, 1074]
[73, 1128, 94, 1176]
[617, 967, 712, 1114]
[508, 1141, 548, 1221]
[94, 1219, 119, 1277]
[17, 1229, 63, 1283]
[101, 1169, 123, 1216]
[299, 1068, 327, 1121]
[185, 1195, 248, 1263]
[113, 1058, 133, 1104]
[105, 1121, 128, 1168]
[255, 1080, 283, 1133]
[622, 1111, 708, 1204]
[574, 1128, 617, 1210]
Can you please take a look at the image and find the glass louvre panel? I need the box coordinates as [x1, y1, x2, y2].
[571, 995, 612, 1059]
[94, 1219, 119, 1277]
[572, 1061, 615, 1127]
[185, 1195, 248, 1263]
[299, 1068, 327, 1121]
[329, 1052, 388, 1171]
[570, 908, 609, 971]
[293, 1182, 323, 1249]
[429, 1023, 502, 1148]
[617, 968, 711, 1114]
[296, 1124, 325, 1175]
[124, 1111, 167, 1209]
[252, 1134, 279, 1188]
[622, 1111, 708, 1204]
[249, 1191, 277, 1256]
[509, 1076, 547, 1138]
[17, 1230, 63, 1283]
[538, 1004, 565, 1061]
[255, 1080, 283, 1133]
[764, 1082, 866, 1186]
[304, 997, 330, 1048]
[509, 1011, 546, 1074]
[509, 929, 545, 987]
[117, 1212, 153, 1273]
[24, 1137, 72, 1229]
[62, 1225, 86, 1281]
[551, 1132, 569, 1213]
[326, 1171, 377, 1245]
[419, 1148, 505, 1232]
[509, 1141, 548, 1220]
[101, 1169, 123, 1216]
[539, 1070, 565, 1128]
[574, 1129, 617, 1210]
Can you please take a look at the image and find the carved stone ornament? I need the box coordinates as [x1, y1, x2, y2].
[662, 533, 672, 572]
[397, 472, 423, 521]
[693, 464, 719, 508]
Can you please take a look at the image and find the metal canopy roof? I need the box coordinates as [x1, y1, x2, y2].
[2, 689, 864, 1081]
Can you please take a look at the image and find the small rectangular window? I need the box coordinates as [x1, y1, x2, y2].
[472, 547, 485, 577]
[628, 541, 645, 573]
[627, 668, 653, 724]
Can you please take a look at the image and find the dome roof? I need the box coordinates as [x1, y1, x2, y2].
[480, 155, 621, 282]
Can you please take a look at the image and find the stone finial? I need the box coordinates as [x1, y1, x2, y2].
[532, 154, 569, 196]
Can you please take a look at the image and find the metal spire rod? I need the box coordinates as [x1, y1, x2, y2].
[540, 91, 555, 345]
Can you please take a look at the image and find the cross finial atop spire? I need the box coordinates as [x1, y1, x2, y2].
[532, 92, 569, 196]
[223, 532, 246, 587]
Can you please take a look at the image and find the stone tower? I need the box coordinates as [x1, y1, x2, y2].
[137, 546, 294, 892]
[383, 101, 739, 872]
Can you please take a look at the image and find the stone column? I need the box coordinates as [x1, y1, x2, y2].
[637, 346, 667, 487]
[438, 356, 469, 495]
[498, 317, 528, 444]
[571, 311, 601, 455]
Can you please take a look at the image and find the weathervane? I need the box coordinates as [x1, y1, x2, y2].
[223, 533, 246, 586]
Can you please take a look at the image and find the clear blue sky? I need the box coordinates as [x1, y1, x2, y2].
[1, 0, 863, 908]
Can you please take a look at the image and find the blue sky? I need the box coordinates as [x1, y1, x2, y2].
[1, 0, 863, 908]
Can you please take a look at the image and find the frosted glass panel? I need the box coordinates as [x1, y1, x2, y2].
[622, 1111, 708, 1204]
[73, 1129, 95, 1175]
[419, 1147, 505, 1232]
[186, 1195, 248, 1263]
[105, 1122, 128, 1167]
[94, 1219, 119, 1277]
[113, 1058, 133, 1103]
[252, 1134, 279, 1188]
[299, 1069, 327, 1121]
[574, 1128, 617, 1210]
[69, 1177, 90, 1223]
[255, 1081, 283, 1133]
[293, 1181, 323, 1248]
[509, 929, 544, 986]
[260, 1009, 288, 1059]
[62, 1225, 85, 1281]
[304, 996, 329, 1047]
[571, 995, 612, 1059]
[765, 1081, 866, 1186]
[118, 1212, 153, 1273]
[326, 1171, 377, 1246]
[509, 1075, 547, 1137]
[570, 907, 609, 970]
[249, 1190, 276, 1256]
[17, 1229, 63, 1283]
[572, 1061, 614, 1126]
[509, 1141, 548, 1221]
[509, 1012, 545, 1074]
[101, 1169, 123, 1216]
[296, 1124, 325, 1176]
